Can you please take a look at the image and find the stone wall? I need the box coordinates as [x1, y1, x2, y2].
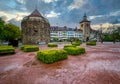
[21, 17, 50, 45]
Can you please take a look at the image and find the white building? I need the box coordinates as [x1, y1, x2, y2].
[50, 26, 82, 41]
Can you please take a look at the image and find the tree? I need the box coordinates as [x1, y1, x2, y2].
[0, 18, 21, 46]
[5, 23, 21, 40]
[0, 18, 5, 45]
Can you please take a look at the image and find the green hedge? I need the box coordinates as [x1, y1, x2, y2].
[86, 41, 96, 46]
[20, 45, 39, 52]
[0, 46, 15, 55]
[64, 44, 76, 49]
[37, 50, 68, 64]
[64, 47, 85, 55]
[48, 43, 58, 47]
[72, 41, 82, 46]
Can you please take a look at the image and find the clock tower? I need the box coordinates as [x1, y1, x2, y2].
[80, 13, 91, 42]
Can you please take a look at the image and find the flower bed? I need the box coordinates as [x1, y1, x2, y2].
[37, 50, 68, 64]
[20, 45, 39, 52]
[0, 46, 15, 55]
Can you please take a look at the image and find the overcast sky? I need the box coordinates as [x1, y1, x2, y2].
[0, 0, 120, 29]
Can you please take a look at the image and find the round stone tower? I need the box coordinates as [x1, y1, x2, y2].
[21, 9, 50, 45]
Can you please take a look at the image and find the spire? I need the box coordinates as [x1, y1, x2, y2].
[84, 12, 87, 17]
[80, 13, 90, 23]
[83, 12, 87, 20]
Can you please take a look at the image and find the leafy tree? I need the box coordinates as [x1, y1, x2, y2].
[103, 34, 111, 41]
[5, 23, 21, 40]
[0, 17, 21, 45]
[0, 18, 5, 45]
[0, 18, 5, 40]
[53, 38, 58, 42]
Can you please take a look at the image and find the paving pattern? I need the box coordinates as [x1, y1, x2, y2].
[0, 42, 120, 84]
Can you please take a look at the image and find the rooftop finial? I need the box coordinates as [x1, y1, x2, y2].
[84, 12, 86, 17]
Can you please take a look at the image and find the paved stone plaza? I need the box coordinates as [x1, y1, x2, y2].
[0, 42, 120, 84]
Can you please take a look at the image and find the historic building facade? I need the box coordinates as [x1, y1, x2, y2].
[50, 26, 82, 41]
[80, 14, 91, 41]
[21, 9, 50, 44]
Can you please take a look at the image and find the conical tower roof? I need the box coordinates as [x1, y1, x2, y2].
[80, 13, 90, 23]
[29, 9, 42, 17]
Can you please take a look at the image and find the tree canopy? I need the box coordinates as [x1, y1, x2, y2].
[0, 18, 21, 41]
[5, 23, 21, 40]
[0, 18, 5, 40]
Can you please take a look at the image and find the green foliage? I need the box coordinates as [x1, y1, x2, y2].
[103, 34, 111, 41]
[0, 18, 5, 40]
[86, 41, 96, 46]
[5, 23, 21, 40]
[110, 32, 120, 43]
[64, 47, 85, 55]
[64, 44, 76, 49]
[0, 19, 21, 43]
[37, 50, 68, 64]
[0, 46, 15, 55]
[72, 41, 82, 46]
[52, 38, 58, 42]
[48, 43, 58, 47]
[20, 45, 39, 52]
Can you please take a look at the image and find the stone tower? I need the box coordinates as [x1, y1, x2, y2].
[21, 9, 50, 45]
[80, 13, 91, 41]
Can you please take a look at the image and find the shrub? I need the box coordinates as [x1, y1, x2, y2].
[37, 50, 68, 64]
[0, 46, 15, 55]
[48, 43, 58, 47]
[20, 45, 39, 52]
[64, 44, 76, 49]
[64, 47, 85, 55]
[86, 41, 96, 46]
[72, 41, 82, 46]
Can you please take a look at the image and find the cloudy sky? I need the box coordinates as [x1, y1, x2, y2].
[0, 0, 120, 29]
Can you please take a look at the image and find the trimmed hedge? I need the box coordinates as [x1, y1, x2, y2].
[72, 41, 82, 46]
[20, 45, 39, 52]
[48, 43, 58, 47]
[64, 47, 85, 55]
[0, 46, 15, 55]
[37, 50, 68, 64]
[64, 44, 76, 49]
[86, 41, 96, 46]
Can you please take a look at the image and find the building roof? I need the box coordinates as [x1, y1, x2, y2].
[29, 9, 43, 17]
[50, 26, 82, 31]
[80, 13, 90, 23]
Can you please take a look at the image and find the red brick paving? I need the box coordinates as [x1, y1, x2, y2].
[0, 42, 120, 84]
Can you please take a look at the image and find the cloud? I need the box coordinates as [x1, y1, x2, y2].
[89, 15, 103, 20]
[0, 11, 29, 22]
[68, 0, 87, 10]
[89, 10, 120, 20]
[41, 0, 58, 3]
[8, 18, 21, 28]
[45, 11, 61, 18]
[17, 0, 25, 4]
[0, 0, 120, 28]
